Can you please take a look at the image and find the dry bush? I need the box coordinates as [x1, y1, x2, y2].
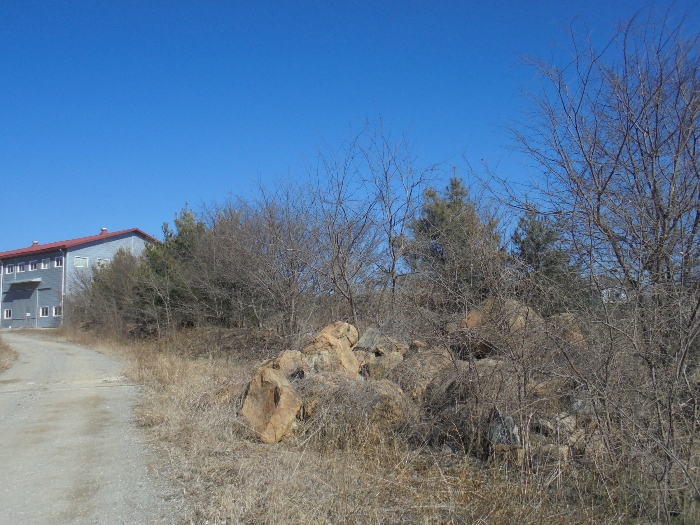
[0, 334, 18, 373]
[107, 328, 636, 524]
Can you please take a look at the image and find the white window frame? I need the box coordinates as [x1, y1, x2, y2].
[5, 264, 14, 274]
[55, 257, 64, 268]
[18, 262, 25, 273]
[96, 258, 110, 266]
[73, 256, 88, 268]
[39, 307, 49, 317]
[41, 259, 50, 270]
[53, 306, 63, 317]
[29, 261, 37, 271]
[3, 309, 11, 319]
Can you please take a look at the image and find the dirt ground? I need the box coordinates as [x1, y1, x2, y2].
[0, 332, 188, 524]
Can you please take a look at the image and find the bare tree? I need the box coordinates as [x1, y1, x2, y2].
[513, 9, 700, 519]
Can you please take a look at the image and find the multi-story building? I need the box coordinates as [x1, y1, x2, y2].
[0, 228, 157, 328]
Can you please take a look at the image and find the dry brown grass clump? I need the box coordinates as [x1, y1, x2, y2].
[0, 334, 18, 373]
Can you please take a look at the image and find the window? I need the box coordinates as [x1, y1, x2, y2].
[29, 261, 37, 271]
[41, 259, 50, 269]
[5, 264, 14, 274]
[18, 263, 25, 272]
[53, 306, 62, 317]
[3, 309, 11, 319]
[73, 256, 88, 268]
[96, 258, 110, 266]
[39, 307, 49, 317]
[55, 257, 64, 268]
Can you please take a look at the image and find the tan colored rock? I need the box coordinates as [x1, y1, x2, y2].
[362, 351, 404, 379]
[532, 444, 570, 465]
[460, 298, 545, 359]
[405, 340, 428, 359]
[424, 358, 520, 414]
[353, 349, 372, 368]
[387, 347, 453, 403]
[374, 340, 409, 356]
[302, 331, 360, 379]
[548, 313, 586, 347]
[295, 373, 417, 434]
[493, 444, 525, 467]
[241, 367, 303, 444]
[320, 321, 359, 352]
[272, 350, 304, 378]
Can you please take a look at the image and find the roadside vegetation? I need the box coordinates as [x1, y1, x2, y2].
[0, 335, 18, 374]
[66, 12, 700, 524]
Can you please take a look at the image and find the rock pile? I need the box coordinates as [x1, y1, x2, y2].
[238, 299, 601, 466]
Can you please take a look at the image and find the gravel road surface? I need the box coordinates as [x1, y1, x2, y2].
[0, 332, 187, 524]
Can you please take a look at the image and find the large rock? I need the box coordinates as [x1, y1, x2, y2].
[301, 327, 360, 379]
[387, 347, 453, 403]
[272, 350, 305, 379]
[361, 351, 404, 380]
[423, 358, 520, 415]
[548, 313, 586, 348]
[460, 298, 545, 359]
[241, 367, 303, 444]
[319, 321, 359, 352]
[295, 372, 417, 438]
[354, 326, 381, 353]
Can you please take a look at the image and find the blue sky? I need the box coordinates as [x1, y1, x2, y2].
[1, 1, 695, 250]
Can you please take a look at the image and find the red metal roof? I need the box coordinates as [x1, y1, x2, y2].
[0, 228, 159, 260]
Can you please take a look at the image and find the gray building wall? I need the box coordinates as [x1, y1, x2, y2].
[65, 232, 149, 295]
[1, 232, 152, 329]
[0, 251, 64, 328]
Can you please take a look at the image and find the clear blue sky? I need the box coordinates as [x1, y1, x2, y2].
[1, 1, 695, 250]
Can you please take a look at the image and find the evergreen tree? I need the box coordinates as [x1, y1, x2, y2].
[409, 177, 504, 311]
[510, 207, 586, 315]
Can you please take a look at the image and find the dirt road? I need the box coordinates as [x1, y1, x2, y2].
[0, 332, 186, 524]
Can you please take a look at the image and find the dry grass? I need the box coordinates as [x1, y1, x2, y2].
[45, 326, 648, 523]
[0, 334, 18, 374]
[86, 331, 630, 525]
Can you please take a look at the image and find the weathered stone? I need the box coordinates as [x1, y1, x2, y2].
[459, 298, 545, 359]
[387, 347, 453, 403]
[361, 351, 403, 380]
[493, 444, 525, 466]
[353, 349, 372, 368]
[487, 409, 521, 447]
[272, 350, 305, 379]
[548, 313, 586, 347]
[319, 321, 359, 352]
[355, 326, 381, 353]
[302, 331, 360, 379]
[295, 372, 417, 434]
[241, 367, 303, 444]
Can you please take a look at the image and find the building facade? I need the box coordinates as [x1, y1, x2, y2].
[0, 228, 157, 328]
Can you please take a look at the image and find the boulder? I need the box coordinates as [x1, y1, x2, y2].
[531, 444, 570, 465]
[272, 350, 305, 379]
[319, 321, 359, 352]
[527, 377, 575, 415]
[361, 351, 404, 379]
[241, 367, 303, 444]
[373, 340, 409, 356]
[295, 372, 417, 438]
[354, 326, 381, 353]
[423, 358, 520, 415]
[353, 349, 372, 368]
[548, 313, 586, 348]
[460, 298, 545, 359]
[387, 347, 454, 403]
[487, 409, 521, 447]
[302, 330, 360, 379]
